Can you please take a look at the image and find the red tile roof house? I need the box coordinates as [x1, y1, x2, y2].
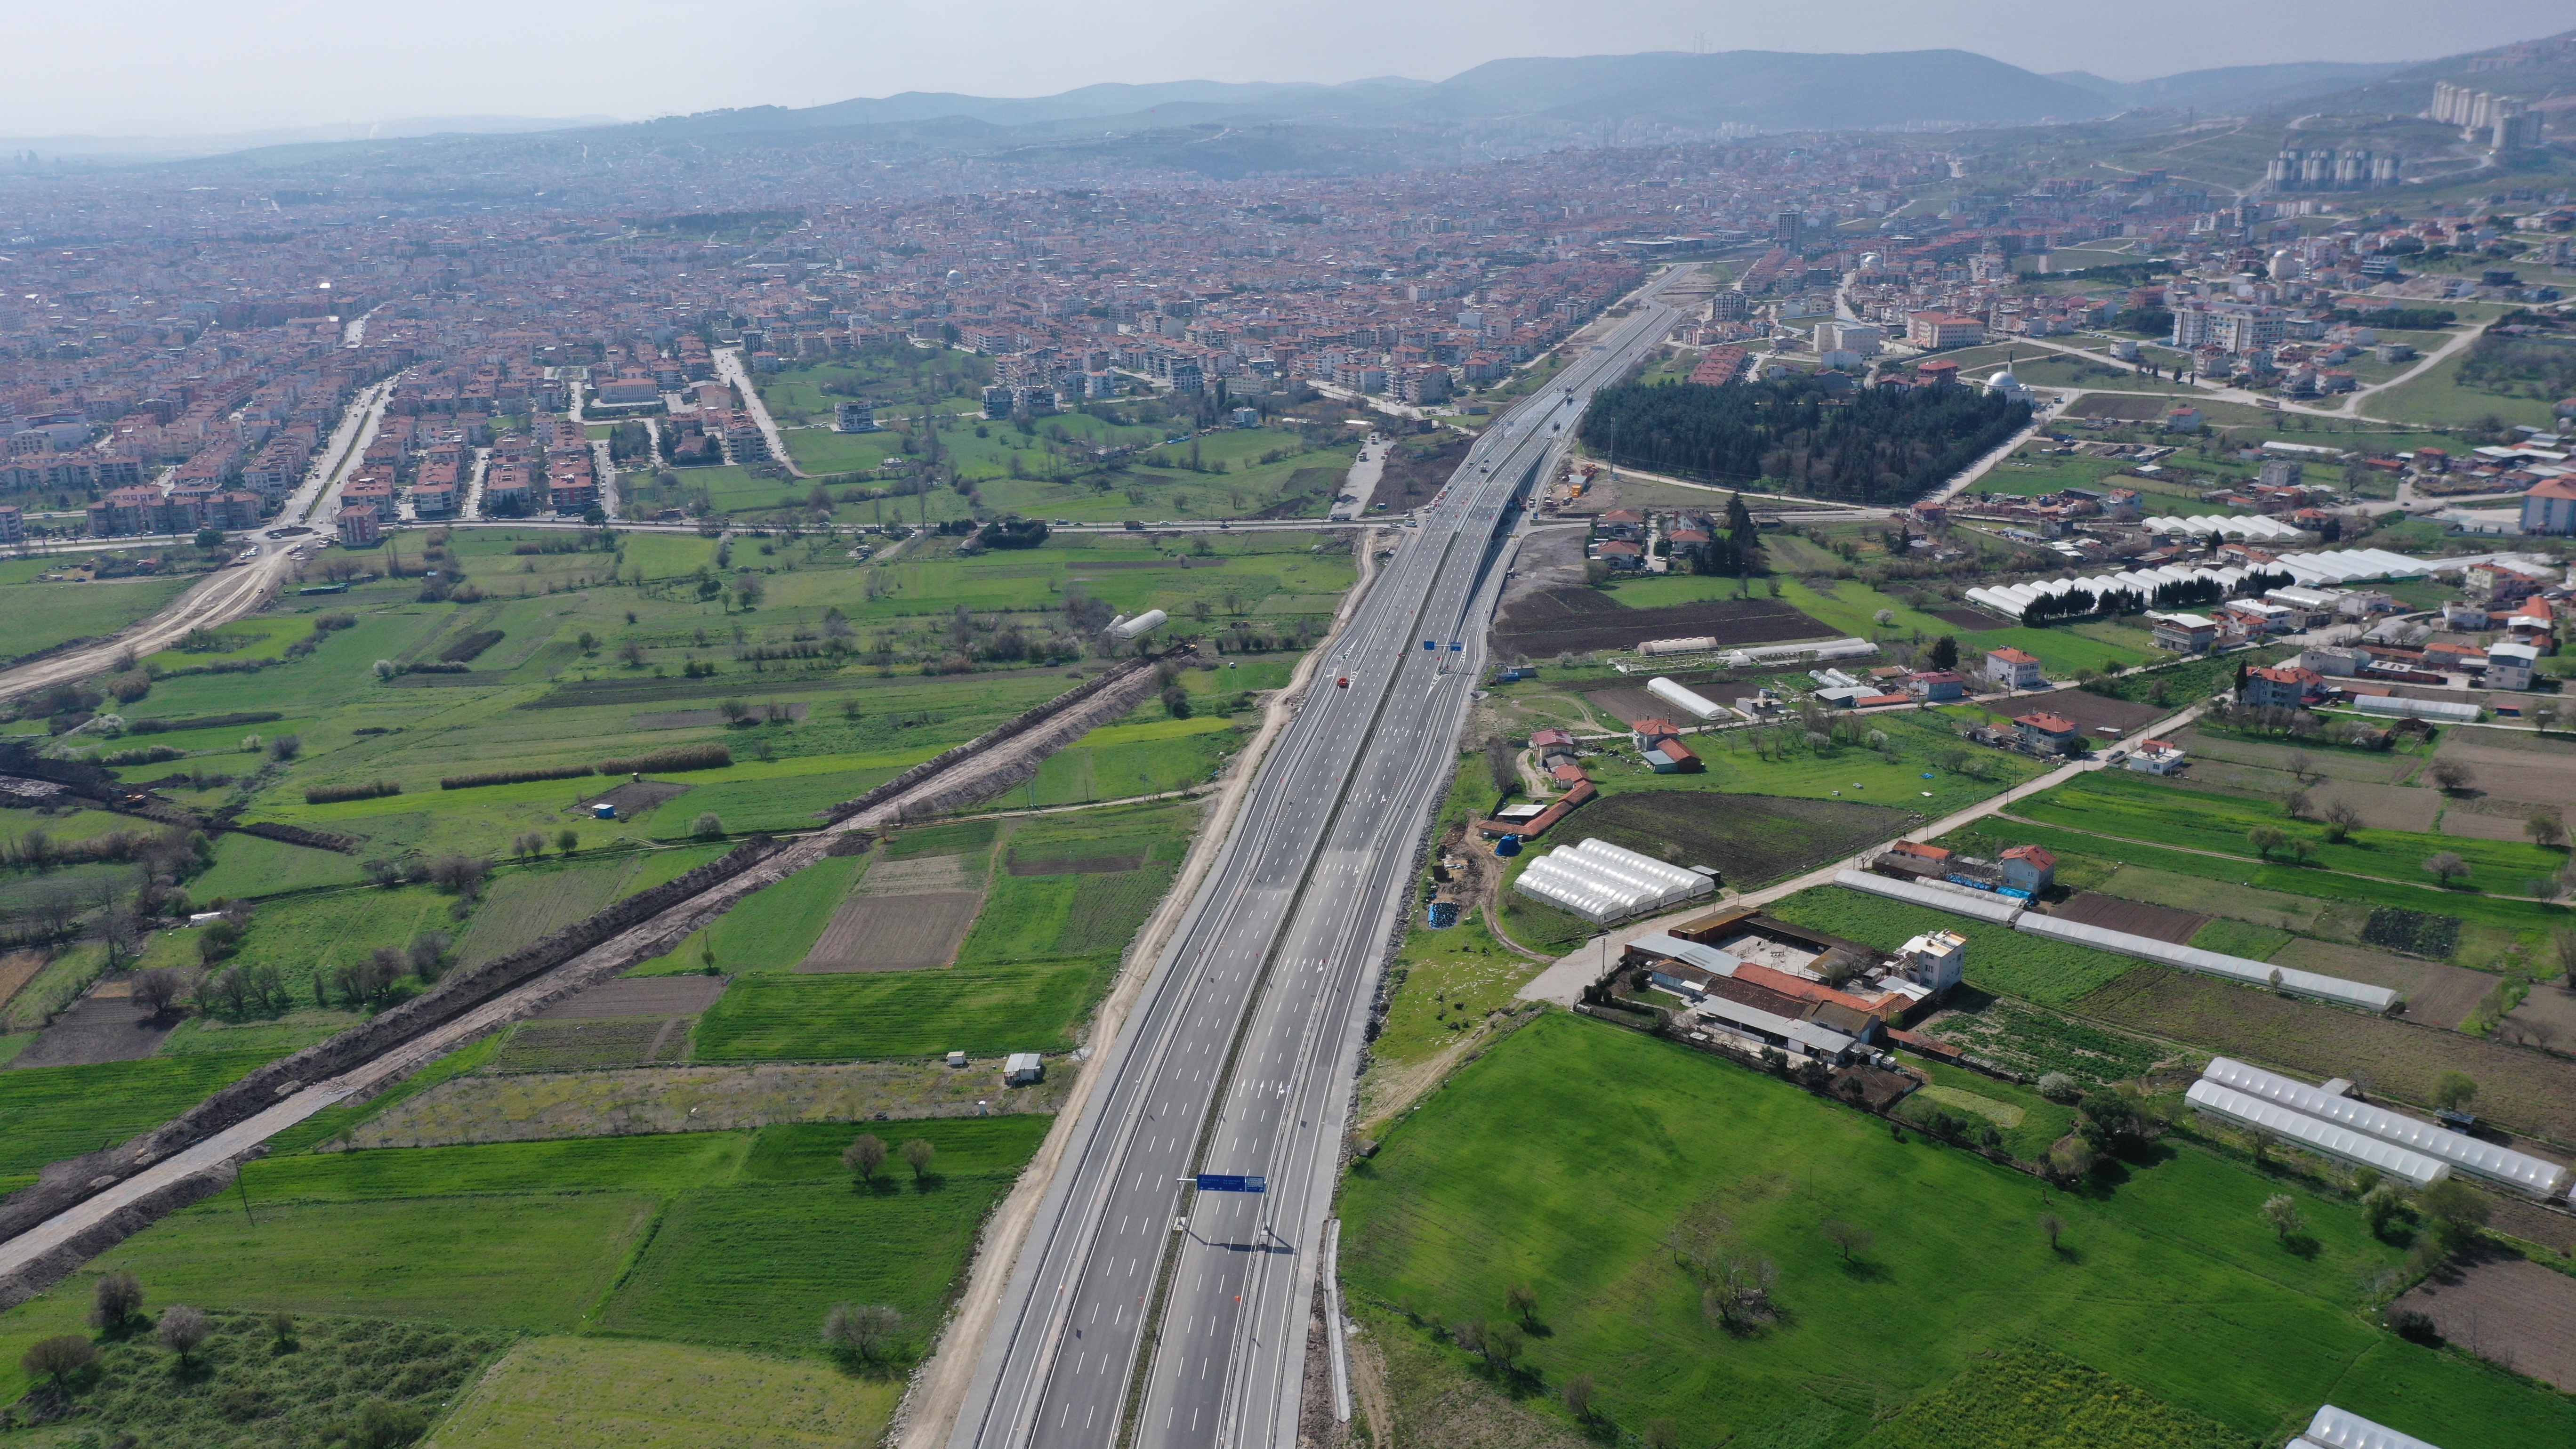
[2239, 665, 2326, 710]
[1983, 646, 2043, 689]
[2012, 711, 2081, 755]
[1999, 844, 2057, 894]
[1629, 718, 1704, 773]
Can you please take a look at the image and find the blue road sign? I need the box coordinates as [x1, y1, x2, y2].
[1195, 1174, 1268, 1194]
[1449, 642, 1463, 651]
[1423, 640, 1436, 650]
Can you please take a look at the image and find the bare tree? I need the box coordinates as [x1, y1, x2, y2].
[843, 1132, 888, 1183]
[1562, 1372, 1596, 1421]
[2038, 1212, 2067, 1252]
[20, 1335, 98, 1390]
[406, 932, 451, 982]
[2279, 786, 2312, 821]
[2556, 930, 2576, 990]
[900, 1137, 936, 1181]
[2528, 812, 2568, 850]
[133, 967, 188, 1020]
[1820, 1219, 1875, 1263]
[2429, 760, 2474, 795]
[2423, 852, 2471, 885]
[2283, 750, 2315, 785]
[98, 906, 143, 972]
[1505, 1284, 1537, 1326]
[2322, 800, 2362, 843]
[1645, 1419, 1681, 1449]
[821, 1302, 902, 1362]
[156, 1304, 211, 1363]
[1483, 1320, 1524, 1368]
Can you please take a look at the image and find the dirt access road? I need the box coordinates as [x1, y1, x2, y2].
[0, 549, 298, 708]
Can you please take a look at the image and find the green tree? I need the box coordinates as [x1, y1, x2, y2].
[2431, 1072, 2478, 1111]
[1929, 636, 1960, 671]
[901, 1137, 937, 1181]
[89, 1272, 145, 1336]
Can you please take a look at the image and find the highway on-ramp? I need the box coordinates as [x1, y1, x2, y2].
[945, 269, 1694, 1449]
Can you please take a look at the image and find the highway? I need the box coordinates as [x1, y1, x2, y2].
[945, 268, 1692, 1449]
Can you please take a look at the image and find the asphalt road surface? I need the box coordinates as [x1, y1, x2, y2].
[947, 270, 1693, 1449]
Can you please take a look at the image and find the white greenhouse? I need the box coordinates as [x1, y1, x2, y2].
[1830, 869, 2025, 924]
[2298, 1405, 2445, 1449]
[2351, 694, 2481, 724]
[1514, 837, 1714, 924]
[2185, 1081, 2451, 1189]
[2199, 1057, 2572, 1199]
[1107, 608, 1168, 641]
[2014, 913, 2397, 1012]
[1646, 676, 1725, 720]
[1715, 637, 1876, 668]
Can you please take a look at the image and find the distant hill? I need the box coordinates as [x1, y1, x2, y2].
[602, 78, 1428, 139]
[591, 48, 2115, 148]
[0, 114, 621, 162]
[1405, 49, 2111, 129]
[2273, 29, 2576, 120]
[2047, 61, 2414, 114]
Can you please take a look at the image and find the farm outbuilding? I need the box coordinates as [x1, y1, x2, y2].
[2200, 1057, 2572, 1199]
[1515, 837, 1713, 924]
[1004, 1053, 1045, 1085]
[2185, 1080, 2451, 1189]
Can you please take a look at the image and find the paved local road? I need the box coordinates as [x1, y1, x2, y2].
[943, 269, 1695, 1449]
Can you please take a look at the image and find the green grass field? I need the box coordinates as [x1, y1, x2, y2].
[190, 831, 372, 898]
[593, 1177, 1014, 1357]
[693, 960, 1112, 1061]
[1338, 1014, 2576, 1449]
[0, 570, 199, 667]
[427, 1336, 902, 1449]
[0, 1113, 1052, 1404]
[0, 1052, 274, 1176]
[2017, 771, 2565, 900]
[629, 854, 863, 975]
[1975, 820, 2565, 969]
[2367, 350, 2565, 431]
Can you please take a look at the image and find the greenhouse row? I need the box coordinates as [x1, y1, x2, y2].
[1513, 837, 1715, 924]
[2184, 1080, 2450, 1189]
[1960, 547, 2427, 623]
[2201, 1056, 2573, 1200]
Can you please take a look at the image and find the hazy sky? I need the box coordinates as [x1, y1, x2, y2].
[11, 0, 2566, 137]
